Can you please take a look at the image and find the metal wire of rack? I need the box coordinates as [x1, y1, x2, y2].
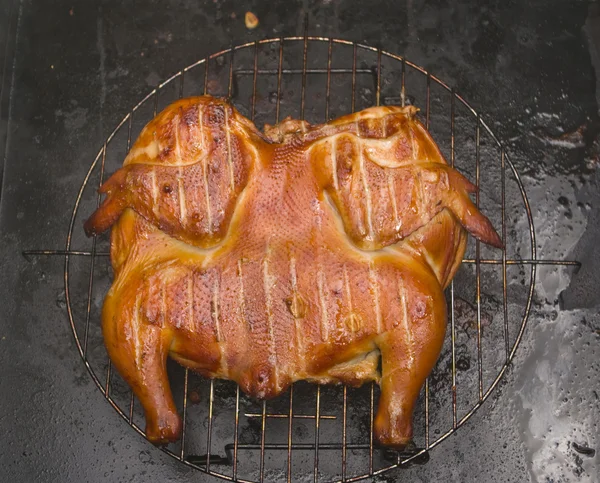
[24, 18, 581, 483]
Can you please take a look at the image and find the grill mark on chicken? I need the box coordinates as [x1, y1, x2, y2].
[409, 125, 418, 161]
[289, 256, 305, 369]
[174, 113, 183, 165]
[210, 278, 221, 341]
[342, 263, 355, 338]
[237, 259, 250, 331]
[262, 245, 279, 387]
[416, 170, 425, 219]
[161, 277, 168, 327]
[317, 266, 329, 343]
[330, 138, 339, 191]
[177, 168, 187, 226]
[343, 264, 353, 313]
[150, 167, 159, 217]
[173, 115, 187, 226]
[369, 262, 382, 335]
[224, 107, 236, 192]
[313, 194, 330, 343]
[289, 256, 299, 293]
[387, 173, 400, 229]
[356, 125, 375, 241]
[197, 106, 206, 153]
[398, 278, 415, 365]
[187, 271, 196, 330]
[202, 157, 213, 232]
[211, 276, 228, 374]
[132, 294, 142, 369]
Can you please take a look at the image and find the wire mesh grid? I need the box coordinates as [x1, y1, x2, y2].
[24, 23, 581, 483]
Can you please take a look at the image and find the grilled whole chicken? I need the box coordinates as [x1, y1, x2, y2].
[85, 96, 501, 448]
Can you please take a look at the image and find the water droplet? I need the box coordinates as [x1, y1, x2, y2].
[56, 290, 67, 309]
[457, 358, 470, 371]
[139, 450, 152, 463]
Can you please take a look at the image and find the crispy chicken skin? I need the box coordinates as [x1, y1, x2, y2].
[85, 96, 501, 447]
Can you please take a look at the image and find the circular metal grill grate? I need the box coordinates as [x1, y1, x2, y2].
[22, 29, 578, 483]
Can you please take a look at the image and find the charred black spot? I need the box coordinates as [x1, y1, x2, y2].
[207, 105, 225, 126]
[163, 184, 173, 194]
[456, 358, 470, 371]
[210, 299, 217, 320]
[183, 107, 198, 126]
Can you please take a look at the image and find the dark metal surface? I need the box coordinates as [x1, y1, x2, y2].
[1, 1, 599, 482]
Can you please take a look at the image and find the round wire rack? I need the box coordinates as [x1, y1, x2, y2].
[25, 24, 580, 483]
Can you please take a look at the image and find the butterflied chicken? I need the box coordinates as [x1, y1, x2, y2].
[85, 96, 501, 448]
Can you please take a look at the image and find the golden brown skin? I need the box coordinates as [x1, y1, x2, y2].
[85, 96, 501, 447]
